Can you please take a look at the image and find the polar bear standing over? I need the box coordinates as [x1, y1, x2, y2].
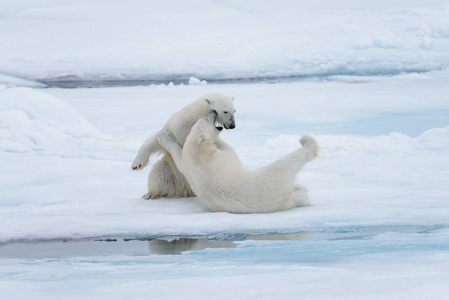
[132, 93, 236, 199]
[157, 111, 319, 213]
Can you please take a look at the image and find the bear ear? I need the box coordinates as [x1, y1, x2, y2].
[198, 134, 205, 144]
[205, 98, 212, 105]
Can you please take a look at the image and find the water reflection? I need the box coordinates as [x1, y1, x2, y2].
[0, 232, 310, 258]
[148, 238, 235, 255]
[2, 226, 445, 258]
[147, 231, 310, 255]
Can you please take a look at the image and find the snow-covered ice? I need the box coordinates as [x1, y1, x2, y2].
[1, 0, 449, 83]
[1, 1, 449, 299]
[1, 75, 449, 299]
[2, 74, 449, 241]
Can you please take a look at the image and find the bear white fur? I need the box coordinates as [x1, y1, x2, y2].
[132, 93, 236, 199]
[157, 111, 319, 213]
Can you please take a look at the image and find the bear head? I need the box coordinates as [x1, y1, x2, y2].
[193, 110, 224, 144]
[204, 93, 236, 130]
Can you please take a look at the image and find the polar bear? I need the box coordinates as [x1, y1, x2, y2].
[132, 93, 236, 199]
[157, 111, 319, 213]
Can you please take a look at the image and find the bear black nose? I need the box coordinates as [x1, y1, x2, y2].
[229, 121, 235, 129]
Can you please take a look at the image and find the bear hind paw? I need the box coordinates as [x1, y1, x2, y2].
[299, 135, 319, 158]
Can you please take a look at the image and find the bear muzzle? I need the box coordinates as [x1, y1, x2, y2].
[224, 120, 235, 130]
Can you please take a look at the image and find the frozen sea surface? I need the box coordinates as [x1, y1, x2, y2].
[1, 0, 449, 84]
[1, 72, 449, 299]
[1, 0, 449, 299]
[2, 72, 449, 242]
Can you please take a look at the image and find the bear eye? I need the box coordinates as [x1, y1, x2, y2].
[224, 111, 228, 114]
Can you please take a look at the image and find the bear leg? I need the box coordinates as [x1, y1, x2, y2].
[132, 133, 163, 170]
[144, 153, 195, 199]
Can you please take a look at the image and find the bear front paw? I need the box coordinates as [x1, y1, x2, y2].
[156, 130, 176, 148]
[132, 155, 149, 170]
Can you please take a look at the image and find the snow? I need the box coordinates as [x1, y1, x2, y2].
[2, 76, 448, 241]
[1, 0, 449, 83]
[1, 0, 449, 299]
[188, 77, 207, 85]
[0, 74, 47, 89]
[1, 77, 449, 299]
[0, 88, 108, 154]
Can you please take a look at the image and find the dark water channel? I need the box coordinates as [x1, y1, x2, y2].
[1, 225, 446, 259]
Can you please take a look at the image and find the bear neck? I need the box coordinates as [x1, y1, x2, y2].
[187, 99, 215, 123]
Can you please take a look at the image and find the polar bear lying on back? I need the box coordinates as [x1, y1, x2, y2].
[132, 93, 236, 199]
[157, 111, 319, 213]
